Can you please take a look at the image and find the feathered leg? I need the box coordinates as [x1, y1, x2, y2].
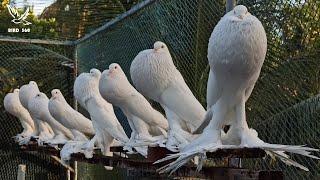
[81, 134, 98, 158]
[233, 93, 319, 171]
[15, 121, 35, 145]
[121, 116, 148, 157]
[47, 133, 69, 145]
[162, 105, 195, 151]
[100, 134, 115, 170]
[60, 134, 94, 161]
[44, 121, 54, 136]
[100, 133, 114, 156]
[156, 96, 233, 174]
[123, 129, 148, 157]
[35, 120, 54, 145]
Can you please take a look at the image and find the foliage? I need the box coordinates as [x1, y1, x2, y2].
[0, 0, 142, 40]
[0, 0, 319, 179]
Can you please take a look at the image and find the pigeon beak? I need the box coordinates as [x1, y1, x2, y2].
[154, 48, 160, 53]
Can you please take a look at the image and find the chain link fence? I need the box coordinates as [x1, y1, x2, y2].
[0, 41, 74, 179]
[0, 0, 319, 179]
[76, 0, 319, 179]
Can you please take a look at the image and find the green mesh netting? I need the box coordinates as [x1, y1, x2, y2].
[76, 0, 320, 179]
[0, 41, 74, 179]
[0, 0, 319, 179]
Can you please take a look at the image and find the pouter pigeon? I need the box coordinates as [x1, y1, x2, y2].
[130, 41, 206, 151]
[156, 5, 319, 173]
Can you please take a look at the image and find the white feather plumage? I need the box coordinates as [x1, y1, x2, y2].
[73, 69, 129, 156]
[4, 89, 35, 144]
[18, 81, 55, 142]
[49, 89, 94, 136]
[48, 89, 96, 160]
[156, 5, 319, 173]
[130, 41, 206, 150]
[28, 92, 74, 145]
[99, 63, 169, 148]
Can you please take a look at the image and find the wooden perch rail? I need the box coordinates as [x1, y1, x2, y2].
[18, 141, 283, 180]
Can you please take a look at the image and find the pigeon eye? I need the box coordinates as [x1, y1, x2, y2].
[115, 66, 117, 69]
[161, 45, 164, 48]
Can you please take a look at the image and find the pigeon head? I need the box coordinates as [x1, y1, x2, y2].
[101, 69, 109, 77]
[90, 68, 101, 79]
[51, 89, 62, 99]
[35, 92, 47, 99]
[153, 41, 168, 53]
[28, 81, 40, 91]
[13, 89, 20, 93]
[29, 81, 37, 86]
[233, 5, 250, 20]
[74, 72, 100, 109]
[108, 63, 125, 78]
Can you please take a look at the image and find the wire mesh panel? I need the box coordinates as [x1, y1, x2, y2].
[76, 0, 225, 103]
[238, 1, 320, 179]
[0, 41, 74, 179]
[76, 0, 320, 179]
[76, 0, 225, 144]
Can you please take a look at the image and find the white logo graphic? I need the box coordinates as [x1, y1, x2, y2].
[7, 5, 32, 26]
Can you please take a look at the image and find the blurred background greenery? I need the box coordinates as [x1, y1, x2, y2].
[0, 0, 319, 179]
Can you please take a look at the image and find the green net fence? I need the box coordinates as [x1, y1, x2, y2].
[76, 0, 320, 179]
[0, 41, 74, 179]
[0, 0, 319, 179]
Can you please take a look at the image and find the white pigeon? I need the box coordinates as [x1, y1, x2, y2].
[130, 41, 206, 150]
[99, 63, 169, 148]
[156, 5, 319, 173]
[19, 81, 40, 110]
[28, 92, 74, 145]
[19, 81, 54, 142]
[73, 69, 129, 157]
[4, 89, 35, 144]
[49, 89, 96, 160]
[49, 89, 95, 137]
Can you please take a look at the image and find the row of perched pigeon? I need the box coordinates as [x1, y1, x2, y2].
[4, 5, 318, 173]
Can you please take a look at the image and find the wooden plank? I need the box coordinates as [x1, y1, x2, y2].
[206, 147, 266, 158]
[18, 142, 282, 179]
[145, 146, 266, 162]
[110, 146, 127, 153]
[20, 143, 266, 161]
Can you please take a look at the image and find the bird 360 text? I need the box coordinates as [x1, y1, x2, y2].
[7, 28, 30, 33]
